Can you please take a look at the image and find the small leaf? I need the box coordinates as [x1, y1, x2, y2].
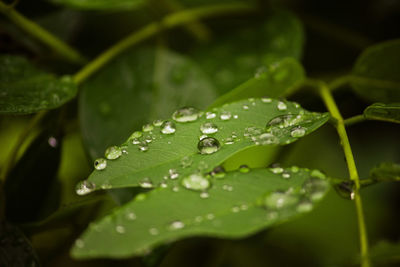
[0, 55, 77, 114]
[191, 9, 304, 95]
[71, 167, 330, 259]
[364, 103, 400, 124]
[370, 162, 400, 183]
[49, 0, 146, 10]
[80, 98, 329, 192]
[79, 46, 217, 160]
[351, 39, 400, 103]
[209, 58, 305, 108]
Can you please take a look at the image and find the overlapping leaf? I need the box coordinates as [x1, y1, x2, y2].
[78, 98, 329, 193]
[0, 55, 77, 114]
[364, 103, 400, 124]
[72, 167, 330, 258]
[351, 39, 400, 103]
[370, 162, 400, 183]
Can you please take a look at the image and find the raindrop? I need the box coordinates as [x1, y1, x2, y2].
[115, 225, 126, 234]
[132, 138, 140, 145]
[126, 212, 137, 221]
[94, 158, 107, 170]
[270, 167, 284, 174]
[172, 107, 199, 123]
[222, 184, 233, 191]
[277, 101, 287, 111]
[144, 135, 153, 143]
[169, 169, 179, 179]
[291, 166, 300, 173]
[153, 119, 163, 127]
[169, 220, 185, 230]
[224, 138, 234, 145]
[302, 178, 329, 201]
[180, 156, 193, 168]
[142, 124, 154, 132]
[200, 122, 218, 134]
[261, 98, 272, 103]
[182, 173, 210, 191]
[172, 186, 180, 192]
[200, 192, 209, 199]
[239, 165, 250, 173]
[240, 204, 248, 210]
[160, 181, 168, 188]
[139, 177, 154, 188]
[231, 206, 240, 213]
[149, 228, 159, 235]
[138, 141, 149, 152]
[206, 213, 215, 220]
[257, 133, 278, 145]
[282, 171, 291, 179]
[161, 121, 176, 134]
[233, 115, 239, 119]
[130, 131, 142, 140]
[76, 180, 96, 195]
[242, 105, 249, 110]
[198, 137, 220, 154]
[263, 191, 299, 209]
[290, 126, 306, 138]
[334, 180, 355, 200]
[206, 112, 216, 119]
[105, 146, 122, 160]
[220, 111, 232, 121]
[211, 166, 226, 178]
[296, 201, 313, 213]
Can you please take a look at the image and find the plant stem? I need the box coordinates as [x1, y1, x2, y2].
[318, 82, 370, 267]
[0, 1, 85, 64]
[344, 115, 366, 126]
[73, 3, 254, 85]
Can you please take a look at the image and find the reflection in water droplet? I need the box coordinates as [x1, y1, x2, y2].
[142, 124, 154, 132]
[277, 101, 287, 111]
[76, 180, 96, 195]
[169, 221, 185, 230]
[105, 146, 122, 160]
[172, 107, 199, 123]
[220, 111, 232, 121]
[198, 137, 220, 154]
[200, 122, 218, 134]
[139, 177, 153, 188]
[94, 158, 107, 170]
[182, 173, 210, 191]
[161, 121, 176, 134]
[291, 126, 306, 138]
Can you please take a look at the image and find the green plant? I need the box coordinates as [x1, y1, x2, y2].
[1, 1, 400, 266]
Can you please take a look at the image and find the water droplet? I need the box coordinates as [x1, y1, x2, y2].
[172, 107, 199, 123]
[291, 166, 299, 173]
[180, 156, 192, 168]
[291, 126, 306, 138]
[282, 171, 291, 179]
[138, 141, 149, 152]
[105, 146, 122, 160]
[211, 166, 226, 178]
[130, 131, 142, 140]
[126, 212, 137, 221]
[239, 165, 250, 173]
[132, 138, 140, 145]
[224, 137, 234, 145]
[169, 169, 179, 179]
[302, 178, 329, 201]
[160, 121, 176, 134]
[182, 173, 210, 191]
[142, 124, 154, 132]
[222, 184, 233, 191]
[169, 220, 185, 230]
[270, 167, 284, 174]
[206, 112, 216, 119]
[242, 105, 249, 110]
[94, 158, 107, 170]
[48, 136, 58, 147]
[263, 191, 299, 209]
[277, 101, 287, 111]
[116, 225, 126, 234]
[200, 122, 218, 134]
[198, 137, 220, 154]
[310, 169, 326, 179]
[153, 119, 163, 127]
[257, 133, 278, 145]
[139, 177, 153, 188]
[233, 115, 239, 119]
[261, 98, 272, 103]
[149, 228, 159, 235]
[75, 239, 84, 248]
[220, 111, 232, 121]
[160, 181, 168, 188]
[206, 213, 215, 220]
[334, 181, 355, 200]
[200, 192, 209, 199]
[172, 186, 180, 192]
[240, 204, 248, 210]
[296, 201, 313, 213]
[144, 135, 153, 143]
[231, 206, 240, 213]
[76, 180, 96, 195]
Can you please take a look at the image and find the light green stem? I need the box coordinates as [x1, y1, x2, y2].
[318, 83, 370, 267]
[0, 2, 85, 64]
[344, 114, 366, 126]
[73, 3, 254, 84]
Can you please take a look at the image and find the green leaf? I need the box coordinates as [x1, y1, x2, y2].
[370, 162, 400, 183]
[0, 55, 77, 114]
[351, 39, 400, 103]
[79, 46, 217, 160]
[209, 58, 305, 108]
[369, 241, 400, 266]
[79, 98, 329, 192]
[71, 167, 330, 259]
[191, 9, 304, 95]
[364, 103, 400, 124]
[49, 0, 146, 10]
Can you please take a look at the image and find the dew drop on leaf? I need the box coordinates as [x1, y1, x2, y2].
[200, 192, 209, 199]
[139, 177, 153, 188]
[220, 111, 232, 121]
[261, 97, 272, 103]
[206, 112, 216, 119]
[198, 137, 220, 154]
[180, 156, 192, 168]
[142, 124, 154, 132]
[94, 158, 107, 170]
[200, 122, 218, 134]
[153, 119, 163, 127]
[126, 212, 137, 221]
[115, 225, 126, 234]
[290, 126, 306, 137]
[105, 146, 122, 160]
[302, 178, 329, 201]
[76, 180, 96, 195]
[239, 165, 250, 173]
[169, 220, 185, 230]
[149, 228, 159, 235]
[277, 101, 287, 111]
[138, 141, 149, 152]
[160, 120, 176, 134]
[182, 173, 210, 191]
[172, 107, 199, 123]
[169, 169, 179, 179]
[263, 191, 299, 209]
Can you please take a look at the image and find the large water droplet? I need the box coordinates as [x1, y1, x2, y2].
[198, 137, 220, 154]
[139, 177, 154, 188]
[169, 220, 185, 230]
[129, 131, 142, 140]
[277, 101, 287, 111]
[153, 119, 163, 127]
[263, 191, 299, 209]
[161, 121, 176, 134]
[200, 122, 218, 134]
[256, 133, 278, 145]
[172, 107, 199, 123]
[220, 111, 232, 121]
[182, 173, 210, 191]
[105, 146, 122, 160]
[142, 124, 154, 132]
[94, 158, 107, 170]
[76, 180, 96, 195]
[290, 126, 306, 138]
